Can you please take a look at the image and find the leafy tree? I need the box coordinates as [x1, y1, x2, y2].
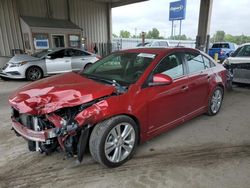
[211, 31, 250, 45]
[169, 35, 187, 40]
[119, 30, 131, 38]
[112, 33, 118, 38]
[211, 30, 225, 42]
[146, 28, 160, 39]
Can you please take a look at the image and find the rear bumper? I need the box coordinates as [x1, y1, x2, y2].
[12, 117, 57, 142]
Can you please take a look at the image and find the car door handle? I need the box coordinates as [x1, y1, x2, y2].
[65, 60, 70, 63]
[181, 85, 189, 92]
[81, 58, 86, 60]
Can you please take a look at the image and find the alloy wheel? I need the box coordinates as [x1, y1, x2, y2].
[104, 122, 136, 163]
[210, 89, 223, 114]
[27, 67, 42, 81]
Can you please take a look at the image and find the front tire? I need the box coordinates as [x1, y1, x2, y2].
[89, 115, 139, 168]
[0, 76, 10, 81]
[26, 66, 43, 81]
[207, 86, 224, 116]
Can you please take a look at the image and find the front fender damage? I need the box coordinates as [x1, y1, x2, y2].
[75, 100, 110, 126]
[43, 98, 113, 162]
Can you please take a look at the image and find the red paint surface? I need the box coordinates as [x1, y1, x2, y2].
[9, 72, 115, 115]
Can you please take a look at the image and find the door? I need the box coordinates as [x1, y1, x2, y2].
[145, 53, 189, 133]
[45, 49, 72, 74]
[69, 49, 92, 71]
[52, 35, 65, 48]
[184, 52, 213, 113]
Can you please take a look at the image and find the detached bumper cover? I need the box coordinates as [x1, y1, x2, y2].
[11, 117, 57, 142]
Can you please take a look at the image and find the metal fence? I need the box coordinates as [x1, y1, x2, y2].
[95, 38, 196, 57]
[112, 38, 196, 50]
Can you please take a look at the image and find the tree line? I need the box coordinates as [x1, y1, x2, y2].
[114, 28, 190, 40]
[211, 30, 250, 45]
[114, 29, 250, 45]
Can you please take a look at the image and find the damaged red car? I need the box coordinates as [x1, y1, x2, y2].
[9, 48, 227, 167]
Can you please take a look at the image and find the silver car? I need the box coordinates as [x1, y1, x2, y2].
[223, 43, 250, 84]
[0, 48, 100, 81]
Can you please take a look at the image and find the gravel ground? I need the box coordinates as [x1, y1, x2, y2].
[0, 79, 250, 188]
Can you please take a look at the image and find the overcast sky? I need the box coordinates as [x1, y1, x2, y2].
[112, 0, 250, 39]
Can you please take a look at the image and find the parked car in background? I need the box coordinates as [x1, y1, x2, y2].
[0, 48, 100, 81]
[208, 42, 237, 62]
[9, 47, 227, 168]
[145, 40, 170, 47]
[136, 42, 150, 47]
[223, 43, 250, 84]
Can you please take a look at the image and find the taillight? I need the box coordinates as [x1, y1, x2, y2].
[96, 55, 102, 60]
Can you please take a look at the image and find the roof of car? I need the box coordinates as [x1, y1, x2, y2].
[240, 43, 250, 46]
[121, 47, 199, 55]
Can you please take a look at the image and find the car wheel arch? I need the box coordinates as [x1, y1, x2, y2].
[87, 113, 141, 142]
[25, 65, 45, 75]
[88, 114, 140, 167]
[207, 85, 224, 116]
[84, 63, 93, 69]
[25, 66, 44, 77]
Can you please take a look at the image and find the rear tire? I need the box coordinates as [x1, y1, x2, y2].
[89, 115, 139, 168]
[26, 66, 43, 81]
[84, 63, 92, 70]
[207, 86, 224, 116]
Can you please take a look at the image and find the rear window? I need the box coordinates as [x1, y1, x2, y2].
[212, 43, 230, 48]
[185, 53, 205, 74]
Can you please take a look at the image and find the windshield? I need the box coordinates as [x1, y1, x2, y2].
[232, 45, 250, 57]
[82, 52, 156, 86]
[31, 49, 51, 58]
[212, 43, 230, 48]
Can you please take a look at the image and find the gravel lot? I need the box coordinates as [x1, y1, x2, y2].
[0, 79, 250, 188]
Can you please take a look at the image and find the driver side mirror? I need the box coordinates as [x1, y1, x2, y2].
[149, 74, 173, 87]
[46, 55, 52, 59]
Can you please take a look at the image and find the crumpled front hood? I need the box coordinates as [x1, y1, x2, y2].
[9, 72, 115, 115]
[9, 54, 39, 63]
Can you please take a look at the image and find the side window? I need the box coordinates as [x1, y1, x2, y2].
[154, 53, 184, 79]
[49, 50, 66, 59]
[83, 51, 91, 56]
[203, 56, 211, 68]
[159, 41, 167, 46]
[152, 41, 160, 46]
[237, 45, 250, 57]
[203, 56, 216, 68]
[185, 53, 205, 74]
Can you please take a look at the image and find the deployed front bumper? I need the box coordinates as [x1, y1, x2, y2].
[12, 117, 57, 142]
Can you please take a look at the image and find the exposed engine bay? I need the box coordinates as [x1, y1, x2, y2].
[11, 98, 104, 162]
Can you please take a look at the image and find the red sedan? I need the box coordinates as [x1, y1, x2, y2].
[9, 48, 227, 167]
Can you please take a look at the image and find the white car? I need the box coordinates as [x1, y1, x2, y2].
[0, 48, 100, 81]
[223, 43, 250, 84]
[145, 40, 170, 47]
